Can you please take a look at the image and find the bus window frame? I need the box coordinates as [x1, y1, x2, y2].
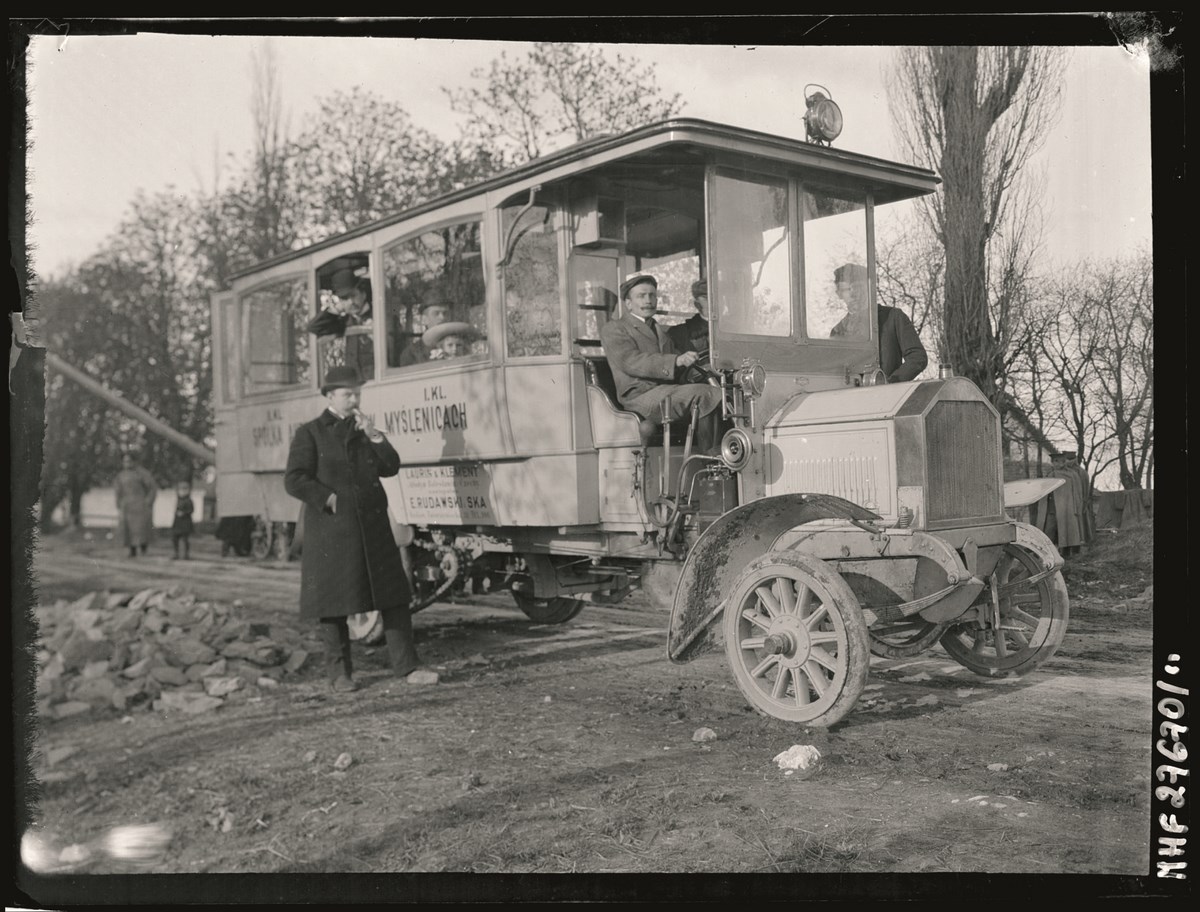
[378, 212, 494, 377]
[237, 270, 316, 401]
[213, 291, 240, 407]
[499, 197, 570, 363]
[311, 252, 378, 387]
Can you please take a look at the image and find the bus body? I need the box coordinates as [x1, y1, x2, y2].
[212, 118, 1068, 725]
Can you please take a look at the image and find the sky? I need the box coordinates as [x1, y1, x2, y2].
[24, 32, 1153, 281]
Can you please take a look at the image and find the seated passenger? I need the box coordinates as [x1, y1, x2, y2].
[308, 268, 374, 377]
[667, 279, 710, 354]
[423, 321, 477, 360]
[830, 262, 928, 382]
[599, 274, 723, 452]
[397, 299, 453, 366]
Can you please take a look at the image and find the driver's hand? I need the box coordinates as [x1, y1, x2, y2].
[675, 351, 699, 368]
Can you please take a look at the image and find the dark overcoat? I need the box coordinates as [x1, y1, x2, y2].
[284, 410, 410, 619]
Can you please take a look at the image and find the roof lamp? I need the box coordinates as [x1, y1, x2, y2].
[804, 84, 843, 146]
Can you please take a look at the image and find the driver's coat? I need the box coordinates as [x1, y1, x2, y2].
[600, 311, 720, 421]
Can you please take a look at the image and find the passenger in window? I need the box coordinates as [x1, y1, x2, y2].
[309, 268, 374, 378]
[423, 321, 477, 360]
[668, 279, 710, 354]
[397, 299, 452, 366]
[830, 262, 928, 382]
[600, 274, 724, 453]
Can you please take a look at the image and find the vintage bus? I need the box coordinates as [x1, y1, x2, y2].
[211, 116, 1068, 726]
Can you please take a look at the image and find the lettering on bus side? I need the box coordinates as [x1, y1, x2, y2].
[383, 386, 470, 436]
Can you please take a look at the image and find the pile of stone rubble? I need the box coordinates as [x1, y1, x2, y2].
[33, 588, 309, 719]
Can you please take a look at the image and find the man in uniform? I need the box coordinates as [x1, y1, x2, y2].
[831, 262, 928, 382]
[600, 274, 723, 452]
[668, 279, 710, 354]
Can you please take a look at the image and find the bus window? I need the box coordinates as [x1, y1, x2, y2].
[312, 261, 374, 381]
[801, 189, 869, 339]
[710, 170, 792, 337]
[504, 204, 562, 358]
[572, 252, 619, 351]
[383, 220, 486, 368]
[241, 277, 310, 395]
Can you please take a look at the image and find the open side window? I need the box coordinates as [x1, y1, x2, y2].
[311, 254, 375, 384]
[383, 219, 488, 370]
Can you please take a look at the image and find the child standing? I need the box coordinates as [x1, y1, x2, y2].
[171, 480, 195, 560]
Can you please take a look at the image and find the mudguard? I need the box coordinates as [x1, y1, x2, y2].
[667, 493, 879, 663]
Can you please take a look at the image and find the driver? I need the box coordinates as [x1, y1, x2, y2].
[600, 274, 723, 452]
[668, 278, 710, 353]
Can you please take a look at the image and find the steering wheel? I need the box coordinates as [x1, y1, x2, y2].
[682, 349, 720, 385]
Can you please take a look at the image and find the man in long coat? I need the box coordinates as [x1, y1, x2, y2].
[1048, 450, 1084, 556]
[284, 366, 429, 691]
[600, 274, 723, 452]
[1066, 452, 1095, 544]
[114, 452, 157, 557]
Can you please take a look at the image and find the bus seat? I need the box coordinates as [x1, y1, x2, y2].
[582, 357, 694, 447]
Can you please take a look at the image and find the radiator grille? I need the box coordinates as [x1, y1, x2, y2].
[925, 401, 1001, 524]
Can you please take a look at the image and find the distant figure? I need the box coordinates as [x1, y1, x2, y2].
[1048, 450, 1085, 557]
[114, 452, 157, 558]
[1066, 452, 1096, 544]
[171, 480, 195, 560]
[668, 279, 710, 354]
[830, 262, 928, 382]
[308, 267, 374, 378]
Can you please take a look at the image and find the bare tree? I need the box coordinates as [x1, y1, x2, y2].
[888, 46, 1068, 415]
[446, 42, 683, 168]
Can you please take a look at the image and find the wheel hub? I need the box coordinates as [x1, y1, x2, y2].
[763, 614, 811, 666]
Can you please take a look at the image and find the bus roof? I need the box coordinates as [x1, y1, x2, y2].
[228, 117, 939, 281]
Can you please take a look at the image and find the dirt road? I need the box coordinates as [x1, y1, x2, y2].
[18, 525, 1156, 895]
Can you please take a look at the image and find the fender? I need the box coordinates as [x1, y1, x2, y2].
[667, 493, 878, 663]
[1011, 521, 1066, 575]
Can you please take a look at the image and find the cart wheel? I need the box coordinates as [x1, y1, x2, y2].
[347, 611, 384, 645]
[723, 551, 870, 726]
[249, 515, 273, 561]
[939, 542, 1069, 677]
[512, 592, 585, 624]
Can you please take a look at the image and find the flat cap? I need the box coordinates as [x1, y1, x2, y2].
[619, 274, 657, 300]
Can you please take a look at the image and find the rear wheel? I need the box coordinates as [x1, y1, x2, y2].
[512, 592, 585, 624]
[723, 551, 870, 727]
[939, 543, 1069, 677]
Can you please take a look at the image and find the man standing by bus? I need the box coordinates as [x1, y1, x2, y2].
[601, 274, 723, 452]
[284, 365, 434, 692]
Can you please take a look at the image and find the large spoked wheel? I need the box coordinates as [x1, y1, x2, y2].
[512, 591, 586, 624]
[347, 611, 384, 645]
[723, 552, 870, 727]
[939, 543, 1069, 677]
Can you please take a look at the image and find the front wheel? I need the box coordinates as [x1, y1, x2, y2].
[939, 543, 1069, 677]
[723, 551, 870, 727]
[512, 591, 585, 624]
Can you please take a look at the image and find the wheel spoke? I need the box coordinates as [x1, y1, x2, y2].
[971, 628, 988, 655]
[804, 603, 830, 631]
[791, 667, 811, 705]
[1010, 592, 1042, 607]
[771, 667, 791, 700]
[800, 660, 829, 699]
[750, 653, 781, 679]
[1007, 606, 1041, 629]
[1007, 628, 1031, 650]
[755, 584, 782, 618]
[795, 584, 813, 618]
[809, 630, 840, 647]
[809, 644, 840, 674]
[994, 628, 1009, 658]
[739, 635, 767, 651]
[741, 607, 771, 632]
[775, 577, 797, 615]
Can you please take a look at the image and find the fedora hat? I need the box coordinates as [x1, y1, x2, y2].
[320, 365, 365, 395]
